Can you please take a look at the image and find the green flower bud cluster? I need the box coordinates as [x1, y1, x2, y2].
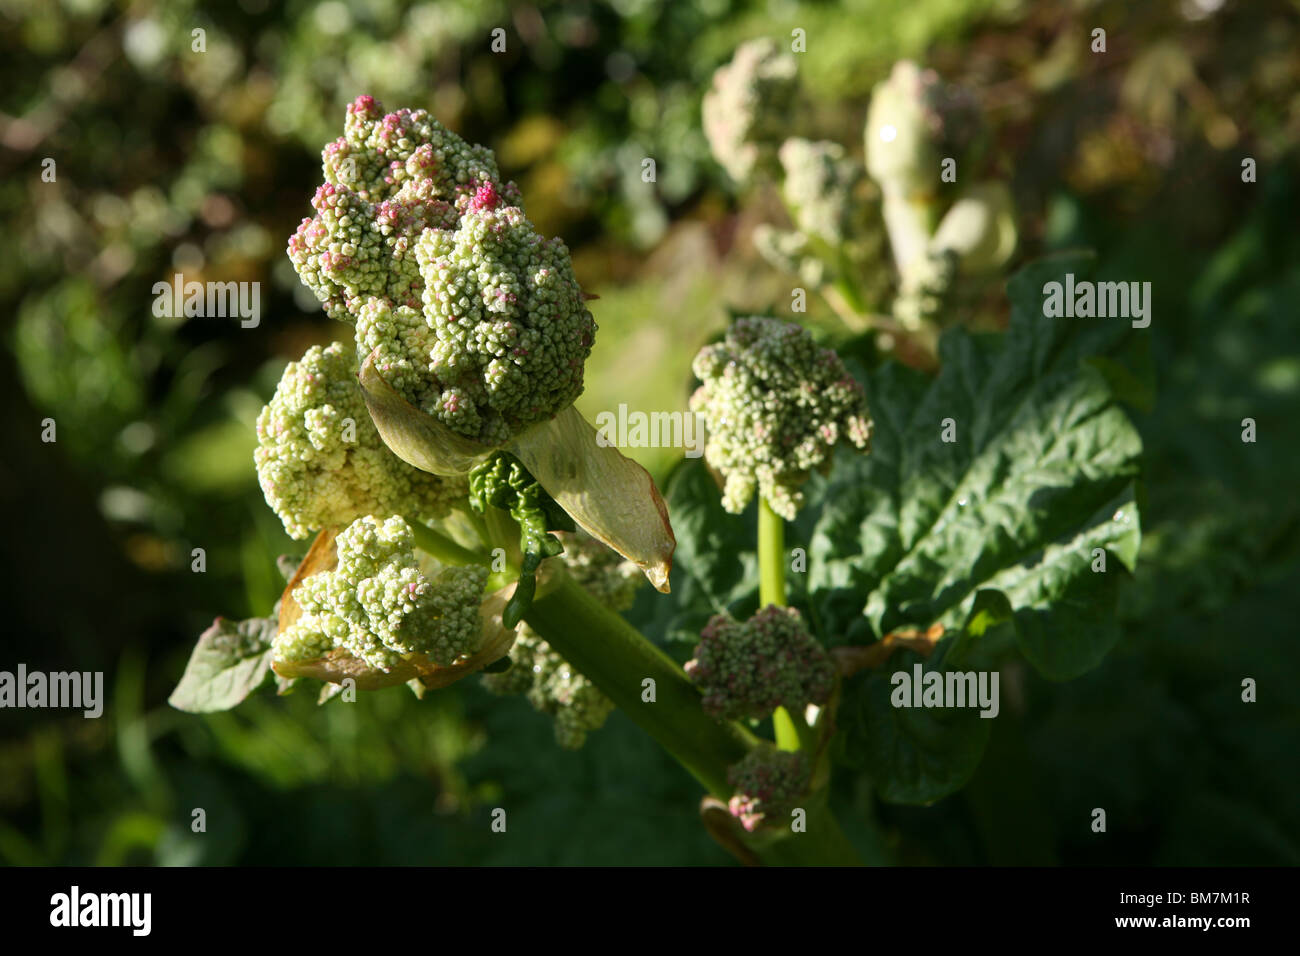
[889, 183, 1017, 331]
[355, 195, 596, 446]
[483, 627, 615, 749]
[288, 94, 513, 322]
[751, 225, 823, 287]
[702, 38, 803, 185]
[727, 744, 811, 833]
[255, 341, 466, 540]
[686, 604, 834, 722]
[276, 514, 488, 673]
[552, 530, 644, 611]
[481, 531, 641, 748]
[893, 248, 958, 330]
[865, 60, 978, 200]
[690, 317, 872, 520]
[755, 138, 888, 301]
[859, 64, 1019, 333]
[291, 96, 597, 448]
[778, 138, 877, 249]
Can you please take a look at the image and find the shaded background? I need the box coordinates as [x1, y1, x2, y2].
[1, 0, 1297, 864]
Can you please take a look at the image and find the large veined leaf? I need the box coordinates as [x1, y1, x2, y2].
[811, 253, 1143, 677]
[654, 461, 761, 643]
[835, 649, 993, 805]
[833, 592, 1010, 804]
[810, 253, 1145, 802]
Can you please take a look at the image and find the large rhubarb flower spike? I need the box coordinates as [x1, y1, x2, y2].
[290, 96, 674, 592]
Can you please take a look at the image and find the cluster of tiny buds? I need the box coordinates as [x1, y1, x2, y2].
[287, 96, 596, 446]
[726, 745, 810, 833]
[686, 604, 834, 723]
[690, 316, 871, 519]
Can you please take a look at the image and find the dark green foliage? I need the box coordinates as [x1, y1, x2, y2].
[5, 0, 1299, 867]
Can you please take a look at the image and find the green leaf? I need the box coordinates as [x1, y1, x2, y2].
[992, 484, 1140, 679]
[963, 588, 1014, 638]
[169, 614, 278, 713]
[819, 253, 1144, 801]
[942, 587, 1015, 668]
[835, 651, 992, 804]
[658, 459, 760, 641]
[509, 406, 676, 593]
[811, 253, 1143, 679]
[1084, 354, 1154, 414]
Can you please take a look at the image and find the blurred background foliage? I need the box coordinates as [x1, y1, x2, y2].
[0, 0, 1296, 865]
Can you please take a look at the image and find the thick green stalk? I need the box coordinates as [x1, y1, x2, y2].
[881, 189, 937, 278]
[525, 573, 757, 796]
[771, 696, 804, 754]
[758, 497, 787, 609]
[407, 518, 486, 568]
[524, 572, 860, 866]
[414, 505, 858, 864]
[409, 513, 515, 591]
[759, 497, 806, 753]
